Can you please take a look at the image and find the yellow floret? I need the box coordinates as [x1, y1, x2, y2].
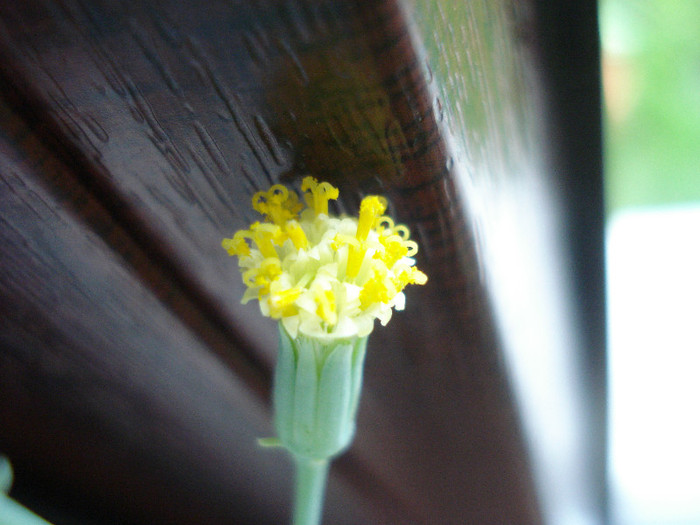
[314, 288, 337, 326]
[252, 184, 303, 225]
[285, 220, 309, 250]
[268, 286, 303, 318]
[221, 230, 252, 256]
[250, 222, 284, 259]
[302, 176, 339, 216]
[377, 233, 409, 267]
[359, 270, 395, 309]
[222, 177, 426, 340]
[242, 257, 282, 297]
[356, 196, 387, 242]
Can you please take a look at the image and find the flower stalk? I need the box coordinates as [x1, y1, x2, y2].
[274, 324, 368, 525]
[223, 177, 426, 524]
[292, 457, 329, 525]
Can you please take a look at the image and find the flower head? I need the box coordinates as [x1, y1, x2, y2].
[223, 176, 427, 341]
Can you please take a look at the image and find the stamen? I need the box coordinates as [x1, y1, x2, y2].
[393, 224, 410, 239]
[251, 222, 283, 258]
[285, 220, 309, 250]
[356, 196, 387, 242]
[359, 271, 395, 309]
[315, 288, 337, 325]
[377, 217, 395, 232]
[269, 287, 303, 318]
[253, 184, 303, 225]
[302, 176, 339, 216]
[404, 240, 418, 257]
[222, 230, 252, 256]
[378, 234, 409, 266]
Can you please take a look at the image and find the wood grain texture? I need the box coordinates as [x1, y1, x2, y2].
[0, 0, 605, 523]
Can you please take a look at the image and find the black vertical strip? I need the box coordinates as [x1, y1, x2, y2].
[532, 1, 608, 523]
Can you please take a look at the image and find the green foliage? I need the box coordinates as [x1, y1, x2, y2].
[602, 0, 700, 212]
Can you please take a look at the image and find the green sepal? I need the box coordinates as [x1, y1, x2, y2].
[273, 323, 369, 460]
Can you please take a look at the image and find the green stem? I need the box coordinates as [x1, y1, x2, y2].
[292, 456, 329, 525]
[1, 457, 53, 525]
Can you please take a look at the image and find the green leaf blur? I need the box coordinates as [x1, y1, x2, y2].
[602, 0, 700, 212]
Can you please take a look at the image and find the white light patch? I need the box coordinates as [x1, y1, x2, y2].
[607, 204, 700, 525]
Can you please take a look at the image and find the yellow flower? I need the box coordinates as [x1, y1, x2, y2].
[223, 176, 427, 340]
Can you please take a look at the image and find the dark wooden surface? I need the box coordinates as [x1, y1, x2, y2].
[0, 1, 605, 524]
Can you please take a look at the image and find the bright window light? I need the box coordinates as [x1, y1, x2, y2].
[607, 206, 700, 525]
[601, 1, 700, 523]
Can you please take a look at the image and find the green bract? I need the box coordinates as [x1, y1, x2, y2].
[274, 324, 368, 459]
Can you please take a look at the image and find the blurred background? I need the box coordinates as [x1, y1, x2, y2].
[600, 1, 700, 524]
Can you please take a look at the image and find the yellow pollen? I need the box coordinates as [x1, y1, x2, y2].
[360, 271, 395, 309]
[377, 234, 409, 266]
